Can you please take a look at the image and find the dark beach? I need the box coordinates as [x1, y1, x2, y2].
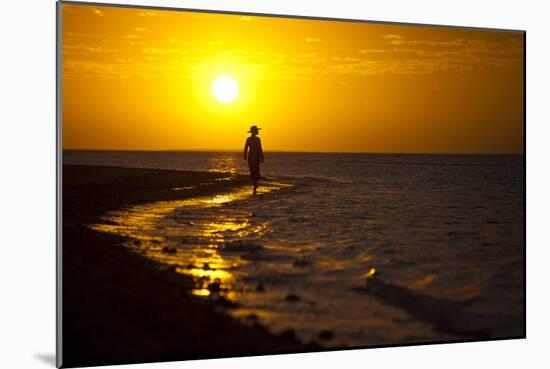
[61, 165, 311, 368]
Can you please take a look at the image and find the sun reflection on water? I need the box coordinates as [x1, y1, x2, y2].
[91, 182, 289, 302]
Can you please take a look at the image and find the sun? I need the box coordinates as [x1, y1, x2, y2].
[211, 75, 239, 104]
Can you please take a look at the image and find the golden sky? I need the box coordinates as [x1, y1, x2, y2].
[62, 3, 524, 154]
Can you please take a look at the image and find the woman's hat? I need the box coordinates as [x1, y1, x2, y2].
[248, 125, 261, 133]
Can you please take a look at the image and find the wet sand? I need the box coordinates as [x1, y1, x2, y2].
[61, 165, 312, 368]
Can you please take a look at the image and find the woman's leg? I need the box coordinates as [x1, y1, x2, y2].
[248, 158, 260, 191]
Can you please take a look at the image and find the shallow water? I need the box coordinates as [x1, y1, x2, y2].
[69, 151, 525, 346]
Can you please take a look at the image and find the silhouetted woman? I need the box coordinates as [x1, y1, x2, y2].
[243, 125, 264, 193]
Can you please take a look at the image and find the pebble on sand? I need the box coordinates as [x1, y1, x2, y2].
[280, 329, 296, 340]
[292, 259, 310, 268]
[162, 246, 177, 254]
[319, 330, 334, 340]
[207, 278, 222, 293]
[285, 293, 301, 302]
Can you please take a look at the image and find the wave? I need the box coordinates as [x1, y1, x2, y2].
[357, 272, 522, 338]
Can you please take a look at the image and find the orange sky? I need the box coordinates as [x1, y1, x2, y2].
[61, 3, 524, 154]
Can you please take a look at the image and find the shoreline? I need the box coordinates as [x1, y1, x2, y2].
[62, 165, 312, 368]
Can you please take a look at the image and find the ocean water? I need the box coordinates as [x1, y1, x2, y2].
[65, 150, 525, 346]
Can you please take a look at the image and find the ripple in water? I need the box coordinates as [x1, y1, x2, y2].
[88, 153, 524, 347]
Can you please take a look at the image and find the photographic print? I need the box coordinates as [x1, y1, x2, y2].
[58, 1, 525, 367]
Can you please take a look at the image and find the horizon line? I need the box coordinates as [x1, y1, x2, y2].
[62, 148, 524, 155]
